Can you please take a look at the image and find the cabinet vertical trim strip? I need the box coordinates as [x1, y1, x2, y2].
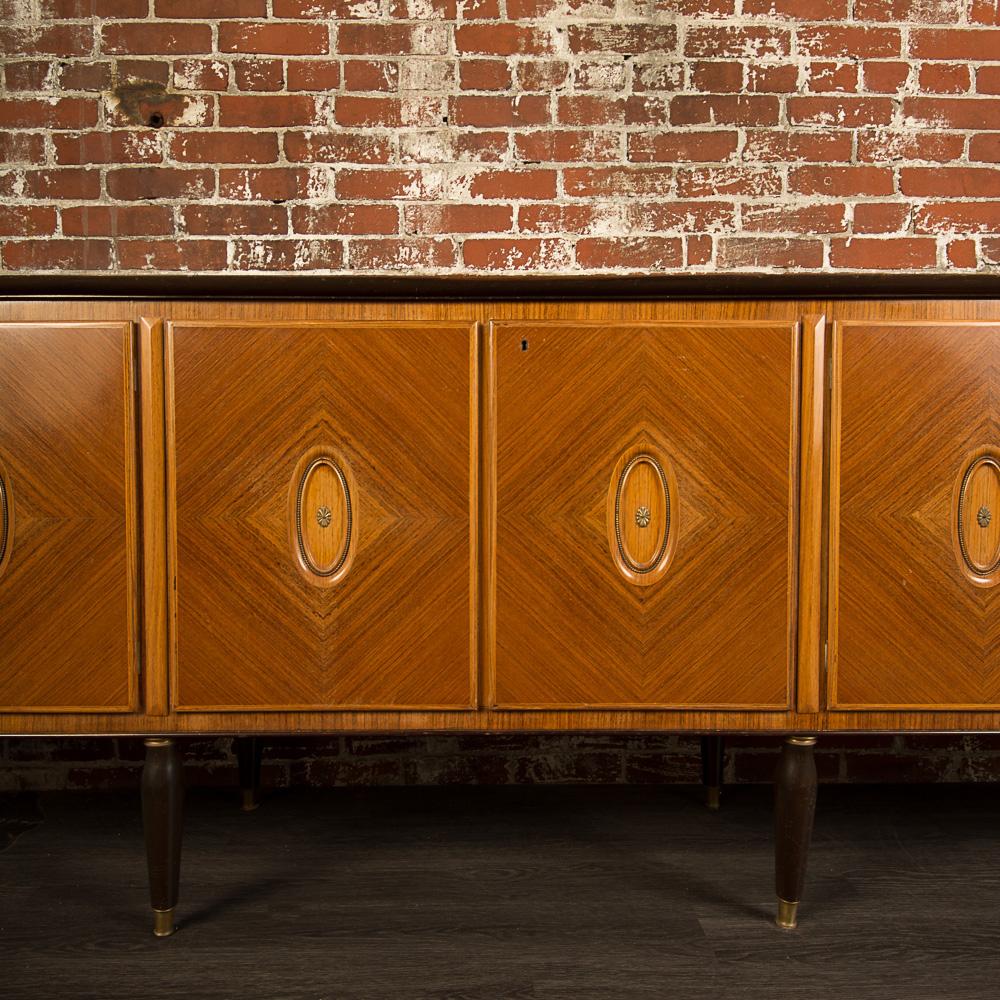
[0, 459, 12, 578]
[796, 314, 826, 715]
[140, 319, 169, 716]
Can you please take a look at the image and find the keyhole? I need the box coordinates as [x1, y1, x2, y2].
[521, 339, 529, 351]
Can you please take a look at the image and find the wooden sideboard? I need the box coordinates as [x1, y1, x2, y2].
[2, 293, 999, 936]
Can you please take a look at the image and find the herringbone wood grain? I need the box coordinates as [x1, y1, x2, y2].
[0, 322, 137, 711]
[166, 321, 477, 711]
[831, 321, 1000, 709]
[491, 321, 800, 709]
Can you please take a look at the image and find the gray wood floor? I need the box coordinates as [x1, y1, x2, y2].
[1, 783, 998, 1000]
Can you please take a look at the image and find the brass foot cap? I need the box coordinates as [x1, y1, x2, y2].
[152, 908, 176, 938]
[775, 898, 799, 930]
[241, 789, 260, 812]
[706, 787, 721, 811]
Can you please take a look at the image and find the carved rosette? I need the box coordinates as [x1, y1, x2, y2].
[954, 450, 1000, 588]
[288, 448, 356, 587]
[606, 446, 678, 587]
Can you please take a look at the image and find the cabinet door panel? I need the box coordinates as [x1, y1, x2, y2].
[491, 321, 800, 709]
[0, 322, 138, 712]
[167, 322, 476, 711]
[830, 321, 1000, 709]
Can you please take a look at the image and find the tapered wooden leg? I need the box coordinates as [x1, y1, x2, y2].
[236, 736, 261, 812]
[700, 735, 724, 810]
[774, 735, 818, 930]
[142, 738, 183, 938]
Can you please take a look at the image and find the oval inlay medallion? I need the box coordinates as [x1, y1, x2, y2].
[607, 448, 677, 586]
[290, 453, 354, 583]
[956, 453, 1000, 585]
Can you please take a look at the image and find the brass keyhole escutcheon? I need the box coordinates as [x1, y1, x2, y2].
[979, 506, 992, 529]
[635, 506, 651, 528]
[316, 506, 332, 529]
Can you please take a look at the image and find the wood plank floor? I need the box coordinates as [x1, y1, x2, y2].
[1, 784, 999, 999]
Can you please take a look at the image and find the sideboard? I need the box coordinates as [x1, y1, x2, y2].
[2, 289, 999, 936]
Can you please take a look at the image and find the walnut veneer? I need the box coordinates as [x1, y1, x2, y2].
[2, 295, 999, 934]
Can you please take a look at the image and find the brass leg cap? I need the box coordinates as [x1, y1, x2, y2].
[152, 908, 176, 938]
[241, 789, 260, 812]
[706, 786, 721, 811]
[775, 898, 799, 930]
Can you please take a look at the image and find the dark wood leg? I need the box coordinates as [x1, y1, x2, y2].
[142, 737, 183, 938]
[236, 736, 262, 812]
[700, 735, 724, 810]
[774, 735, 818, 930]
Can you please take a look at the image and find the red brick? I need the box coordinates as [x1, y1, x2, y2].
[23, 169, 101, 200]
[746, 63, 800, 93]
[515, 130, 620, 163]
[169, 132, 279, 164]
[101, 22, 213, 55]
[119, 238, 228, 270]
[900, 167, 1000, 197]
[831, 237, 938, 269]
[4, 61, 51, 92]
[53, 130, 162, 165]
[632, 62, 685, 92]
[915, 201, 1000, 233]
[335, 96, 443, 128]
[911, 29, 1000, 60]
[623, 97, 670, 126]
[976, 67, 1000, 95]
[741, 203, 847, 233]
[230, 238, 344, 269]
[219, 95, 324, 127]
[116, 60, 171, 86]
[337, 24, 448, 56]
[853, 202, 910, 233]
[0, 98, 97, 129]
[625, 200, 735, 231]
[858, 130, 965, 162]
[789, 166, 895, 197]
[798, 26, 901, 58]
[0, 132, 46, 163]
[0, 24, 93, 56]
[557, 96, 626, 126]
[575, 237, 683, 269]
[516, 60, 570, 91]
[671, 95, 780, 126]
[568, 24, 677, 54]
[563, 167, 674, 198]
[463, 238, 570, 270]
[62, 205, 174, 237]
[460, 60, 511, 91]
[971, 134, 1000, 162]
[293, 204, 400, 235]
[685, 26, 790, 58]
[449, 95, 549, 127]
[174, 59, 230, 91]
[718, 238, 824, 268]
[628, 131, 739, 163]
[60, 62, 114, 91]
[686, 235, 714, 266]
[573, 60, 627, 91]
[985, 238, 1000, 263]
[273, 0, 374, 13]
[787, 96, 894, 126]
[0, 205, 57, 237]
[676, 167, 783, 198]
[107, 167, 214, 200]
[744, 0, 847, 15]
[183, 205, 288, 235]
[398, 131, 507, 163]
[233, 59, 283, 92]
[855, 0, 961, 19]
[904, 97, 1000, 129]
[2, 239, 112, 270]
[403, 204, 512, 234]
[220, 22, 329, 55]
[43, 0, 147, 14]
[971, 0, 1000, 24]
[742, 130, 854, 162]
[863, 61, 911, 92]
[455, 24, 554, 55]
[919, 63, 971, 94]
[947, 239, 978, 268]
[517, 203, 624, 234]
[336, 169, 441, 200]
[106, 93, 212, 129]
[689, 61, 743, 93]
[155, 0, 265, 13]
[808, 62, 859, 93]
[468, 169, 557, 200]
[219, 167, 318, 201]
[348, 238, 456, 270]
[284, 132, 391, 164]
[341, 61, 396, 92]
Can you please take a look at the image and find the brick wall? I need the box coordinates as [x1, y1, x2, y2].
[1, 0, 999, 274]
[3, 734, 1000, 790]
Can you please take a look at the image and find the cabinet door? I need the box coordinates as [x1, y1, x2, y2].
[830, 321, 1000, 709]
[0, 322, 138, 712]
[166, 321, 477, 711]
[490, 320, 801, 709]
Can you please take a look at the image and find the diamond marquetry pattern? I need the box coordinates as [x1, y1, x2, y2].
[168, 322, 475, 710]
[493, 322, 798, 709]
[833, 322, 1000, 708]
[0, 323, 136, 711]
